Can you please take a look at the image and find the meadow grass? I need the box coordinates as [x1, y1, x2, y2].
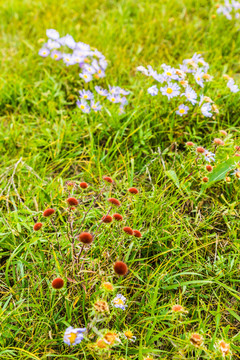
[0, 0, 240, 359]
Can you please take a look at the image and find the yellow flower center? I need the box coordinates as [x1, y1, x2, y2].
[54, 54, 58, 59]
[111, 97, 115, 102]
[84, 74, 88, 78]
[166, 71, 172, 76]
[179, 109, 185, 114]
[236, 171, 240, 178]
[197, 77, 201, 81]
[80, 105, 85, 109]
[166, 88, 173, 94]
[115, 298, 124, 305]
[98, 69, 102, 74]
[124, 331, 133, 339]
[68, 332, 77, 344]
[43, 51, 46, 55]
[83, 95, 88, 99]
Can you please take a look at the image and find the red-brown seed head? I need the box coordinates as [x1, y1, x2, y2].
[113, 213, 123, 221]
[80, 182, 88, 189]
[235, 145, 240, 151]
[108, 198, 121, 206]
[33, 222, 43, 231]
[78, 232, 93, 244]
[52, 278, 64, 289]
[128, 187, 139, 194]
[186, 141, 194, 146]
[214, 138, 224, 145]
[206, 165, 213, 172]
[43, 208, 55, 217]
[103, 176, 114, 184]
[202, 177, 209, 183]
[67, 197, 78, 206]
[102, 215, 113, 223]
[133, 230, 142, 238]
[114, 261, 128, 276]
[123, 226, 133, 235]
[196, 147, 205, 154]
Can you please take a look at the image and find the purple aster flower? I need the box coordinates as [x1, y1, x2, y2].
[63, 54, 76, 66]
[147, 85, 158, 96]
[91, 101, 102, 111]
[46, 29, 60, 40]
[76, 99, 91, 113]
[79, 90, 94, 100]
[107, 94, 121, 103]
[95, 86, 109, 96]
[201, 103, 212, 117]
[46, 39, 61, 50]
[39, 48, 50, 57]
[176, 104, 189, 116]
[79, 72, 93, 83]
[51, 50, 62, 61]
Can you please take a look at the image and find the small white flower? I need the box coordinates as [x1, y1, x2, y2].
[227, 79, 239, 93]
[176, 104, 189, 116]
[46, 29, 60, 40]
[79, 90, 94, 100]
[79, 72, 93, 83]
[95, 86, 109, 96]
[63, 326, 86, 346]
[204, 150, 215, 162]
[136, 66, 149, 76]
[147, 85, 158, 96]
[182, 86, 197, 105]
[160, 82, 180, 100]
[46, 39, 61, 50]
[194, 70, 204, 87]
[201, 103, 213, 117]
[112, 294, 127, 310]
[76, 99, 91, 113]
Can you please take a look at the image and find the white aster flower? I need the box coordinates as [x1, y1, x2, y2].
[147, 85, 158, 96]
[46, 39, 61, 50]
[63, 326, 86, 346]
[201, 103, 213, 117]
[79, 72, 93, 83]
[204, 150, 215, 162]
[95, 86, 109, 96]
[112, 294, 127, 310]
[227, 79, 239, 93]
[136, 66, 149, 76]
[194, 70, 204, 87]
[176, 104, 189, 116]
[183, 86, 197, 105]
[160, 82, 180, 100]
[46, 29, 60, 40]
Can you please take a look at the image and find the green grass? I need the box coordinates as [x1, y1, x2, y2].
[0, 0, 240, 358]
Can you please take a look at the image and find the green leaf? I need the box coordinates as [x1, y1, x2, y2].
[165, 170, 180, 188]
[202, 157, 239, 189]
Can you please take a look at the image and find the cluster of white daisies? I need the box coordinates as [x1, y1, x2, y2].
[38, 29, 107, 82]
[77, 86, 130, 114]
[137, 53, 221, 118]
[216, 0, 240, 20]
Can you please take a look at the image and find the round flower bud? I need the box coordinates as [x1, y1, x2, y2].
[196, 147, 205, 154]
[133, 230, 142, 238]
[80, 182, 88, 189]
[33, 222, 43, 231]
[43, 208, 55, 217]
[128, 187, 139, 194]
[108, 198, 121, 206]
[202, 177, 209, 183]
[206, 165, 213, 172]
[103, 176, 114, 183]
[52, 278, 64, 289]
[78, 232, 93, 244]
[220, 130, 227, 136]
[123, 226, 133, 235]
[225, 176, 231, 183]
[102, 215, 113, 223]
[113, 213, 123, 221]
[67, 197, 78, 206]
[114, 261, 128, 276]
[186, 141, 194, 146]
[213, 138, 224, 145]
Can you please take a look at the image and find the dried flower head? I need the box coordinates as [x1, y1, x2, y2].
[225, 176, 231, 183]
[123, 226, 133, 235]
[186, 141, 194, 146]
[113, 213, 123, 221]
[171, 304, 188, 313]
[67, 197, 78, 206]
[218, 340, 230, 356]
[78, 232, 93, 244]
[235, 145, 240, 151]
[202, 177, 209, 183]
[214, 138, 224, 145]
[206, 165, 213, 172]
[102, 282, 114, 291]
[94, 300, 109, 313]
[102, 215, 113, 223]
[43, 208, 55, 217]
[114, 261, 128, 275]
[103, 331, 120, 346]
[103, 176, 114, 183]
[80, 182, 88, 189]
[128, 187, 139, 194]
[52, 278, 64, 289]
[124, 330, 136, 342]
[133, 230, 142, 238]
[196, 147, 205, 154]
[33, 222, 43, 231]
[96, 339, 108, 349]
[190, 333, 203, 348]
[220, 130, 227, 136]
[108, 198, 121, 206]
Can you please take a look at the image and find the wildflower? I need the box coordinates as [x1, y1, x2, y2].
[147, 85, 158, 96]
[202, 177, 209, 183]
[91, 100, 102, 111]
[183, 86, 197, 105]
[201, 103, 213, 117]
[76, 99, 91, 113]
[94, 300, 109, 313]
[51, 50, 62, 60]
[206, 165, 213, 172]
[220, 130, 227, 136]
[67, 197, 78, 206]
[176, 104, 189, 116]
[128, 187, 139, 194]
[212, 104, 219, 114]
[231, 169, 240, 178]
[204, 150, 215, 162]
[39, 48, 50, 57]
[213, 138, 224, 145]
[136, 65, 149, 76]
[46, 39, 61, 50]
[123, 226, 134, 235]
[102, 282, 114, 291]
[160, 82, 180, 100]
[196, 146, 205, 154]
[102, 215, 113, 223]
[190, 333, 203, 347]
[194, 70, 204, 87]
[123, 330, 136, 342]
[223, 74, 231, 80]
[46, 29, 60, 40]
[43, 208, 55, 217]
[218, 340, 230, 356]
[33, 222, 43, 231]
[107, 94, 121, 103]
[62, 54, 75, 66]
[108, 198, 121, 206]
[79, 89, 94, 100]
[227, 79, 239, 93]
[63, 326, 86, 346]
[78, 232, 93, 244]
[103, 331, 120, 346]
[60, 34, 76, 49]
[96, 338, 108, 349]
[95, 86, 109, 96]
[133, 230, 142, 238]
[171, 304, 188, 313]
[79, 72, 93, 83]
[202, 73, 213, 81]
[112, 294, 127, 310]
[114, 261, 128, 275]
[186, 141, 194, 146]
[103, 176, 113, 183]
[52, 278, 64, 289]
[225, 176, 231, 183]
[113, 213, 123, 221]
[79, 182, 88, 189]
